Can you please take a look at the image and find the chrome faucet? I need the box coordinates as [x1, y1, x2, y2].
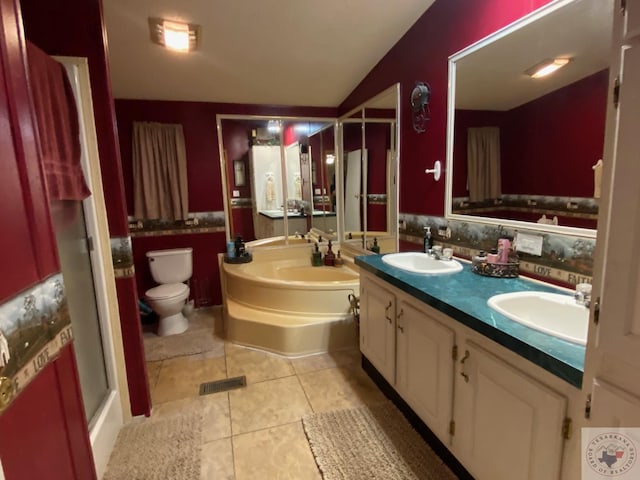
[574, 283, 592, 308]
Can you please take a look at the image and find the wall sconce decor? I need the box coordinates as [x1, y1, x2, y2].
[410, 82, 431, 133]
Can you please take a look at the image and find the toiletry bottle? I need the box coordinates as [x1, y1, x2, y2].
[234, 235, 243, 257]
[486, 248, 499, 264]
[227, 240, 235, 259]
[324, 240, 335, 266]
[423, 227, 434, 253]
[498, 237, 511, 263]
[371, 237, 381, 254]
[334, 250, 344, 267]
[311, 243, 323, 266]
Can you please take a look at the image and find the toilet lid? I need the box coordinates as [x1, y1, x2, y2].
[146, 283, 188, 300]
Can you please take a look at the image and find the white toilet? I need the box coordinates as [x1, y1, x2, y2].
[145, 248, 193, 336]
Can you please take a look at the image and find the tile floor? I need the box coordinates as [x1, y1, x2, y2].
[145, 307, 387, 479]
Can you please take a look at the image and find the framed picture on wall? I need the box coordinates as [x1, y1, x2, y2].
[234, 160, 246, 186]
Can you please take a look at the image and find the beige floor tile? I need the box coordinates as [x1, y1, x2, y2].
[291, 348, 361, 375]
[229, 376, 312, 435]
[227, 347, 294, 384]
[189, 306, 219, 331]
[146, 361, 162, 389]
[233, 422, 321, 480]
[298, 364, 386, 413]
[201, 437, 235, 480]
[152, 354, 227, 404]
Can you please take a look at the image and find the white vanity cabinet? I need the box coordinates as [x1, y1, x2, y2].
[359, 270, 572, 480]
[359, 274, 397, 383]
[360, 272, 456, 443]
[452, 340, 567, 480]
[395, 297, 455, 444]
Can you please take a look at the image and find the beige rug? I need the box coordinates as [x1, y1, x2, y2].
[144, 312, 219, 362]
[103, 408, 203, 480]
[302, 402, 458, 480]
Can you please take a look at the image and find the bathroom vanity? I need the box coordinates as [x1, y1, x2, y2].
[355, 254, 586, 480]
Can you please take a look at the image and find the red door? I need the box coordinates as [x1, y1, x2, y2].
[0, 0, 96, 478]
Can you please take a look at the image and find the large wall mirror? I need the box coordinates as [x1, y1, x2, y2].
[339, 83, 400, 252]
[445, 0, 613, 238]
[217, 115, 337, 242]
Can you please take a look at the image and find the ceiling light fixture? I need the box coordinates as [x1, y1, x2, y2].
[525, 58, 571, 78]
[149, 17, 201, 52]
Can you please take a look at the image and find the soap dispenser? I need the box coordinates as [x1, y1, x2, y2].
[334, 250, 344, 267]
[423, 227, 434, 253]
[371, 237, 381, 254]
[324, 240, 336, 266]
[311, 243, 323, 266]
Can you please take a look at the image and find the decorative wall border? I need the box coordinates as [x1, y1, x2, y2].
[110, 236, 135, 278]
[0, 273, 73, 412]
[399, 213, 594, 286]
[128, 211, 226, 238]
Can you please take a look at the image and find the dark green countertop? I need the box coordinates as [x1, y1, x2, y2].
[355, 254, 586, 388]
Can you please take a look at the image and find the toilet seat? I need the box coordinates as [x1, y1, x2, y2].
[146, 283, 188, 300]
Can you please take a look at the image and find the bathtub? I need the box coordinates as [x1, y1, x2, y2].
[220, 246, 359, 356]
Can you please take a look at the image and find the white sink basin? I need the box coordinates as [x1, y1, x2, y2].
[381, 252, 463, 275]
[488, 291, 589, 345]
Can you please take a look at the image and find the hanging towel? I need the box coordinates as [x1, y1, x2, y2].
[26, 41, 90, 201]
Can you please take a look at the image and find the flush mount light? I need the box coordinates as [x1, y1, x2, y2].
[149, 17, 201, 52]
[525, 58, 571, 78]
[325, 154, 335, 165]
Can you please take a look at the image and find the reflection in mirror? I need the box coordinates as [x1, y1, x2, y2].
[308, 124, 338, 236]
[446, 0, 612, 237]
[218, 116, 336, 243]
[339, 83, 400, 253]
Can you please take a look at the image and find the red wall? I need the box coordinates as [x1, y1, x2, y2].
[338, 0, 554, 216]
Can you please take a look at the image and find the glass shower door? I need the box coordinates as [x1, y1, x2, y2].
[54, 202, 108, 424]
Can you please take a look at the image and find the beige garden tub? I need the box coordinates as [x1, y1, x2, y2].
[220, 245, 359, 356]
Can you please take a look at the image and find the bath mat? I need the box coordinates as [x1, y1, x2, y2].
[302, 402, 458, 480]
[144, 309, 221, 362]
[103, 407, 203, 480]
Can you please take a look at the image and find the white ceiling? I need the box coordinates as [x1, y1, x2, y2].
[102, 0, 435, 107]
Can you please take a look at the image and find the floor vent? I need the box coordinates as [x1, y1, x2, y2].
[199, 376, 247, 396]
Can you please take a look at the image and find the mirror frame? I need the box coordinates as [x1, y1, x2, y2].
[338, 82, 401, 251]
[216, 114, 338, 242]
[445, 0, 598, 239]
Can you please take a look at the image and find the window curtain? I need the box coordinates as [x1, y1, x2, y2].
[467, 127, 501, 202]
[132, 122, 188, 221]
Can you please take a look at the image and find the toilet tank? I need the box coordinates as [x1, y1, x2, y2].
[146, 248, 193, 284]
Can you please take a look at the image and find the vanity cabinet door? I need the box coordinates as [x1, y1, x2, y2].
[452, 340, 567, 480]
[360, 275, 396, 384]
[396, 299, 455, 444]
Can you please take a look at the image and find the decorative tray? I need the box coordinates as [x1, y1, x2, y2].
[471, 260, 519, 278]
[223, 253, 253, 264]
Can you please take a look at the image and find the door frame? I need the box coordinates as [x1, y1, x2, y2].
[57, 56, 127, 479]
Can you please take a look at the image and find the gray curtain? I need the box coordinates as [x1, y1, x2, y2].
[467, 127, 501, 202]
[133, 122, 188, 220]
